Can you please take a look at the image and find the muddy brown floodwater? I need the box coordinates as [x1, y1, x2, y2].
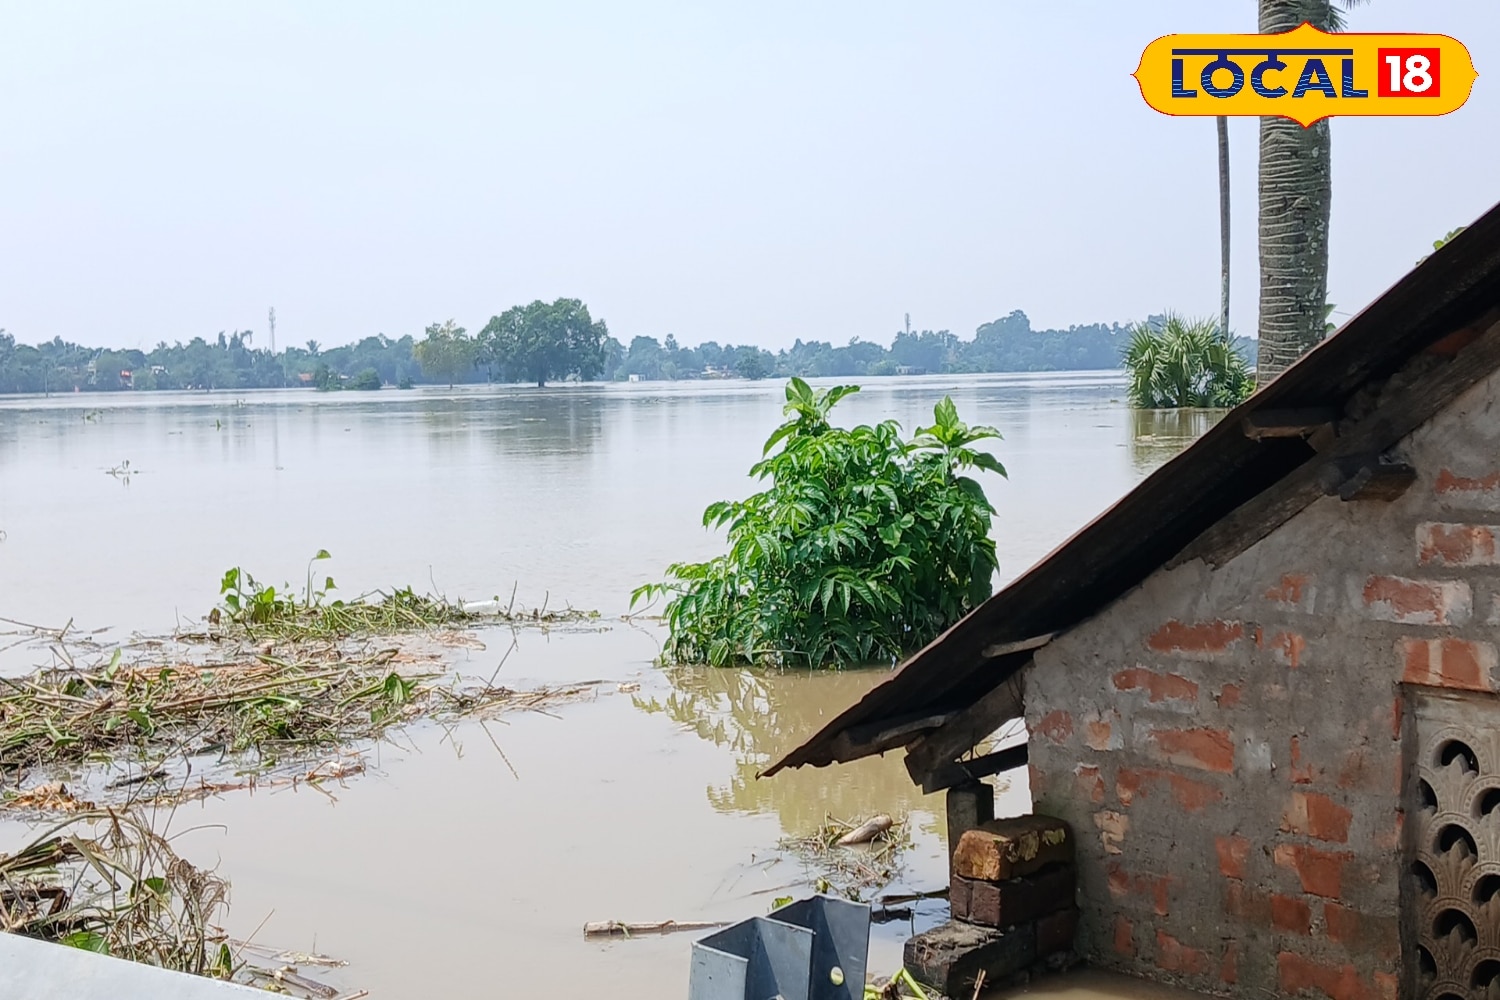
[0, 376, 1217, 997]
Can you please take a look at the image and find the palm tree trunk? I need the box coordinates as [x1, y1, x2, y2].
[1256, 0, 1334, 386]
[1218, 116, 1231, 343]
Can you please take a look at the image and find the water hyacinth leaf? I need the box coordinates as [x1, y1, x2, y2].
[381, 672, 415, 705]
[211, 942, 235, 979]
[62, 931, 110, 954]
[138, 876, 171, 900]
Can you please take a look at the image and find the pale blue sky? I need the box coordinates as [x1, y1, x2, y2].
[0, 1, 1492, 351]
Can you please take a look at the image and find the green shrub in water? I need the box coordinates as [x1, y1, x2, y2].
[633, 377, 1005, 667]
[1123, 314, 1253, 409]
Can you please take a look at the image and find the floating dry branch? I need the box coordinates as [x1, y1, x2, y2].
[582, 919, 731, 939]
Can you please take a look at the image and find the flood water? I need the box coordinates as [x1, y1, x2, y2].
[0, 375, 1215, 998]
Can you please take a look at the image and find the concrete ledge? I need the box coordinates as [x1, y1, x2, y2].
[0, 931, 263, 999]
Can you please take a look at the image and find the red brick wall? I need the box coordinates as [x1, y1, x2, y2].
[1022, 369, 1500, 998]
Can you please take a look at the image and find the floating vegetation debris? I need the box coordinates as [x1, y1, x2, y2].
[3, 781, 95, 813]
[207, 552, 599, 643]
[0, 558, 610, 808]
[0, 647, 597, 792]
[777, 814, 913, 901]
[0, 810, 354, 998]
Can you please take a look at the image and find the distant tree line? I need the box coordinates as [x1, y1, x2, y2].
[0, 304, 1257, 395]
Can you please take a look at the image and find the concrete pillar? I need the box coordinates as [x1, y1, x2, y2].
[946, 779, 994, 863]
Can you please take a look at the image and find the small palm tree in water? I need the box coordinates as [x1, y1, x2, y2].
[1124, 315, 1253, 409]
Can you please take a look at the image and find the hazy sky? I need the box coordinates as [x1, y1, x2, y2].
[1, 1, 1493, 352]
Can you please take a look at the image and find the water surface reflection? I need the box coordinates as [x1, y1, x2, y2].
[640, 667, 940, 830]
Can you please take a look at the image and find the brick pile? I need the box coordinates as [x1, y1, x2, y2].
[951, 814, 1078, 956]
[905, 814, 1078, 996]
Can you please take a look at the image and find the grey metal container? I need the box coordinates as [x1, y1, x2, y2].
[687, 895, 870, 1000]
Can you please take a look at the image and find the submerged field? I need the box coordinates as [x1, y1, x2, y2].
[0, 375, 1209, 997]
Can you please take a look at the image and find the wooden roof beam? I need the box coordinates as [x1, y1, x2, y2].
[980, 633, 1055, 660]
[825, 710, 956, 763]
[919, 743, 1029, 795]
[903, 674, 1024, 786]
[1241, 407, 1340, 441]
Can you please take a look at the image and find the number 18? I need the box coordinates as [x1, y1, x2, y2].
[1378, 48, 1441, 97]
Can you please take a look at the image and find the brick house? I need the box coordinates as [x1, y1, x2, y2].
[766, 202, 1500, 999]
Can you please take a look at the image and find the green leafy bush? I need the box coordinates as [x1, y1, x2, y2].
[1124, 314, 1253, 408]
[349, 367, 382, 390]
[633, 378, 1005, 666]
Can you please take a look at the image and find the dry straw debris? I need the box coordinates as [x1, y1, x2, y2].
[0, 810, 232, 977]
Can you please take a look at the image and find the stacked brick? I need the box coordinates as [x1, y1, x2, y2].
[950, 815, 1078, 957]
[905, 815, 1077, 996]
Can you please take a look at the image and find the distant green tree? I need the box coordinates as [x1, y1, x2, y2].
[1124, 315, 1253, 409]
[735, 349, 771, 380]
[478, 298, 607, 387]
[624, 336, 665, 380]
[348, 368, 382, 390]
[312, 363, 340, 391]
[413, 320, 478, 389]
[890, 329, 957, 372]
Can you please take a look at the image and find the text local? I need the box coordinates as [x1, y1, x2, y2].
[1170, 48, 1367, 100]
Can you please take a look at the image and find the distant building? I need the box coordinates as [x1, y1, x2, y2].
[118, 370, 133, 388]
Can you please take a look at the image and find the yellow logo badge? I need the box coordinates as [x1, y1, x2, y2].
[1133, 22, 1477, 126]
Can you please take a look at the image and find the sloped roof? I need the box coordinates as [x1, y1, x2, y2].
[765, 199, 1500, 779]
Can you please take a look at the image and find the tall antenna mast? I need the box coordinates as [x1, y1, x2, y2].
[904, 312, 911, 336]
[269, 306, 284, 388]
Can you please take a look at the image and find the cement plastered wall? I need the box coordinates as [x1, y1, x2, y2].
[1024, 359, 1500, 999]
